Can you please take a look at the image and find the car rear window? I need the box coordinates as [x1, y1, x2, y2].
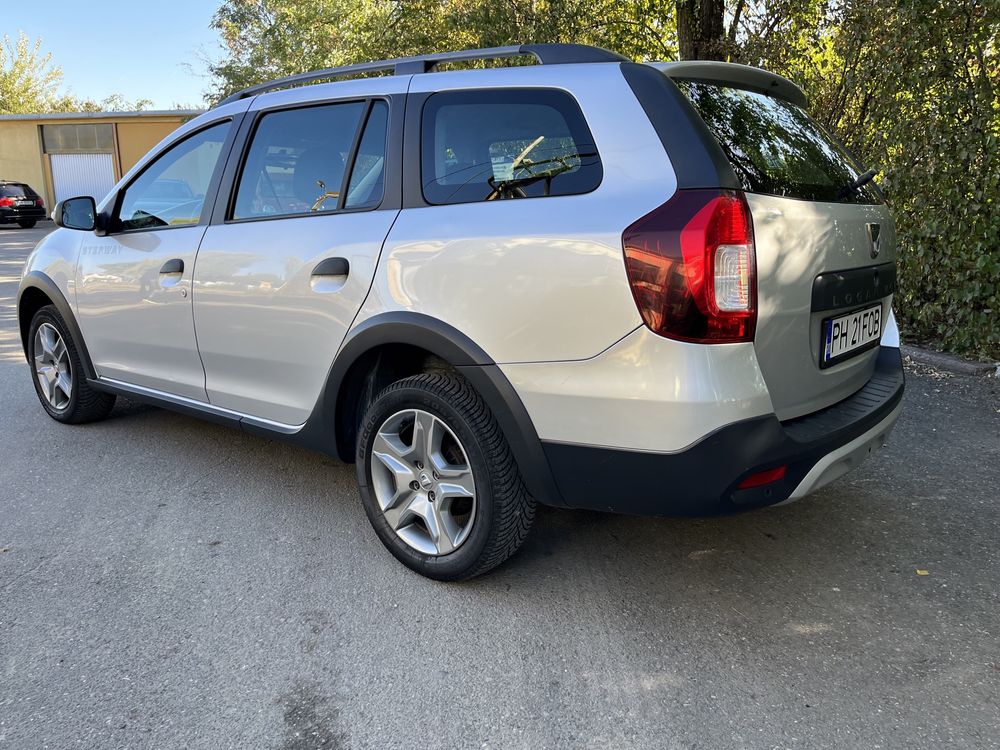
[421, 89, 602, 205]
[0, 184, 33, 198]
[677, 81, 881, 204]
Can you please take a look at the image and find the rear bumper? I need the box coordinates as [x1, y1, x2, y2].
[0, 206, 46, 223]
[542, 345, 904, 516]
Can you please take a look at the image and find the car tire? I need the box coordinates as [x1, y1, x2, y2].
[356, 372, 536, 581]
[17, 220, 37, 229]
[27, 305, 116, 424]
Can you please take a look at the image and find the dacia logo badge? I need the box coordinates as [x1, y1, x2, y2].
[867, 223, 881, 259]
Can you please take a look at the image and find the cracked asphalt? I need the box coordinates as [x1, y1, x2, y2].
[1, 224, 999, 749]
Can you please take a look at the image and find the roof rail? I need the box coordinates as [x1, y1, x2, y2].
[216, 43, 629, 106]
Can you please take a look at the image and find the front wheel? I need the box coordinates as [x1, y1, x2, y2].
[17, 220, 37, 229]
[27, 305, 116, 423]
[356, 372, 535, 581]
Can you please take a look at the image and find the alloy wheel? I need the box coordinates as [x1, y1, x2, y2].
[33, 323, 73, 411]
[369, 408, 477, 556]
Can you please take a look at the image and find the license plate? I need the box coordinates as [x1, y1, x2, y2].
[821, 304, 882, 368]
[15, 200, 33, 206]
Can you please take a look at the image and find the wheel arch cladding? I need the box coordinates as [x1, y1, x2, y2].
[17, 272, 97, 380]
[328, 312, 566, 507]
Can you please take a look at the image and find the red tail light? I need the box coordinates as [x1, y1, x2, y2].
[0, 197, 13, 208]
[36, 198, 44, 207]
[622, 189, 756, 343]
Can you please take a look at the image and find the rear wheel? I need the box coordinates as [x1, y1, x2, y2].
[28, 305, 115, 424]
[17, 220, 37, 229]
[356, 372, 535, 581]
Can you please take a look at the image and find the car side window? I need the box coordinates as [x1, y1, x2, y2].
[344, 101, 389, 210]
[232, 101, 371, 220]
[421, 89, 602, 205]
[116, 122, 230, 232]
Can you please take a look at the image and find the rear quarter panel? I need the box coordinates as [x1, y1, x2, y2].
[358, 64, 674, 363]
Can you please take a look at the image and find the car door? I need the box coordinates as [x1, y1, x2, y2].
[193, 84, 402, 425]
[75, 118, 238, 400]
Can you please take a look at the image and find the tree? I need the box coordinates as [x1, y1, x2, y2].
[206, 0, 684, 102]
[0, 32, 72, 114]
[676, 0, 724, 59]
[87, 94, 156, 112]
[1, 31, 158, 114]
[812, 0, 1000, 358]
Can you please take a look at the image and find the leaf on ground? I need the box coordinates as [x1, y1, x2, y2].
[916, 569, 929, 576]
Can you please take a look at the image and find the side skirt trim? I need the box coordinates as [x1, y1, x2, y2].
[89, 377, 303, 434]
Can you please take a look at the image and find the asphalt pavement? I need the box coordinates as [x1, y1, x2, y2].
[1, 223, 998, 749]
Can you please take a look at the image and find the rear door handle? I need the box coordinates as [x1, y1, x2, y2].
[311, 257, 349, 277]
[160, 258, 184, 274]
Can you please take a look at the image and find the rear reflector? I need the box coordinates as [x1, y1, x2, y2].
[622, 189, 756, 343]
[737, 465, 787, 489]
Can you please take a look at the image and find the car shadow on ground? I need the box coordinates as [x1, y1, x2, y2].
[91, 391, 945, 628]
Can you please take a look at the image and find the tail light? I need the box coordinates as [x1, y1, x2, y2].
[36, 198, 44, 207]
[622, 189, 756, 343]
[0, 197, 13, 208]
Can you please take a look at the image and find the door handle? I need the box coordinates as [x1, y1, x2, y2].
[160, 259, 184, 274]
[311, 257, 349, 277]
[310, 257, 349, 293]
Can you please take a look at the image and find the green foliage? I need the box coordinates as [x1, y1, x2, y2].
[797, 0, 999, 360]
[207, 0, 1000, 359]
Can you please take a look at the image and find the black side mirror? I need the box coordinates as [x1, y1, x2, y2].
[53, 196, 97, 231]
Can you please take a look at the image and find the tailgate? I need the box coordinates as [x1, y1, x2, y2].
[750, 194, 896, 419]
[676, 78, 896, 420]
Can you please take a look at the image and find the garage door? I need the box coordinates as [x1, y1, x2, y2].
[50, 153, 117, 204]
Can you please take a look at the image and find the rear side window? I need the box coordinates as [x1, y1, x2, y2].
[421, 89, 602, 205]
[345, 101, 389, 210]
[234, 100, 389, 220]
[678, 82, 881, 204]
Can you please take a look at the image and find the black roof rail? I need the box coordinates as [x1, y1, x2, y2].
[216, 43, 629, 106]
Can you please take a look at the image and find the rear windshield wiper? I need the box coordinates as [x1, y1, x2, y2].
[836, 169, 877, 200]
[485, 152, 595, 200]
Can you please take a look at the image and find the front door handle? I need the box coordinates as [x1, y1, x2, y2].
[311, 257, 349, 277]
[160, 258, 184, 274]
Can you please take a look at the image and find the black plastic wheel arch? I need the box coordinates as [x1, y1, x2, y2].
[17, 271, 98, 380]
[254, 312, 568, 508]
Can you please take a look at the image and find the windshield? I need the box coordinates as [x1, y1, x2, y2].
[677, 81, 882, 204]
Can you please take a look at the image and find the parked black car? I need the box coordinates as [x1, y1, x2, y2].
[0, 181, 46, 228]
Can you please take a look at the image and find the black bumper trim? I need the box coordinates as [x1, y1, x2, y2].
[812, 263, 896, 312]
[542, 346, 904, 517]
[0, 208, 46, 223]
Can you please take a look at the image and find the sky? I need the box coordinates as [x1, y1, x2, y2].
[5, 1, 222, 109]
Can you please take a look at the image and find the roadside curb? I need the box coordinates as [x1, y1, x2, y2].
[901, 344, 997, 377]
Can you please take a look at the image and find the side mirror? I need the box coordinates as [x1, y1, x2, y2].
[53, 196, 97, 231]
